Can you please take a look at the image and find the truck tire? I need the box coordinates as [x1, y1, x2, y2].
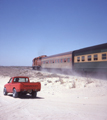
[3, 87, 7, 95]
[13, 88, 18, 98]
[32, 91, 37, 98]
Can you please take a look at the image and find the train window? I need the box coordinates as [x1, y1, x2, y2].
[55, 60, 57, 63]
[94, 55, 98, 60]
[77, 57, 80, 62]
[88, 55, 91, 61]
[102, 54, 106, 59]
[46, 61, 49, 64]
[67, 58, 70, 62]
[58, 59, 59, 63]
[82, 56, 85, 61]
[61, 59, 63, 63]
[64, 59, 66, 62]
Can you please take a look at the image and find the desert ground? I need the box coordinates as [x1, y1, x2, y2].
[0, 66, 107, 120]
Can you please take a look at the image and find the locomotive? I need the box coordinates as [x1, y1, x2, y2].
[32, 43, 107, 74]
[32, 55, 47, 70]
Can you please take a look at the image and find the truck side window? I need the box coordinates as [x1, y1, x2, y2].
[14, 78, 19, 82]
[26, 78, 28, 82]
[8, 78, 12, 83]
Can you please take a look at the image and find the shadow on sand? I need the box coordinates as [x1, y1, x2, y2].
[8, 93, 44, 99]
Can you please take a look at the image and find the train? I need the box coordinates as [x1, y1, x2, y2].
[32, 43, 107, 75]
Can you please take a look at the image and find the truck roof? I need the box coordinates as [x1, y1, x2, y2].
[12, 76, 29, 78]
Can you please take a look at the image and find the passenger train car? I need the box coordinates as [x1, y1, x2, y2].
[73, 43, 107, 74]
[42, 51, 72, 72]
[32, 43, 107, 74]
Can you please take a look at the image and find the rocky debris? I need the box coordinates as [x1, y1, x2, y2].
[0, 66, 105, 89]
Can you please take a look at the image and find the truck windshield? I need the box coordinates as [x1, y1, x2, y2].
[14, 78, 28, 82]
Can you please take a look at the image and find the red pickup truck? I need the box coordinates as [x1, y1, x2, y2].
[3, 76, 41, 98]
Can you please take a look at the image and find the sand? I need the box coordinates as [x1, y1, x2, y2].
[0, 67, 107, 120]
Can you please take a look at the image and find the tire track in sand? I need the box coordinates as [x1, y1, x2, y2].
[0, 97, 33, 120]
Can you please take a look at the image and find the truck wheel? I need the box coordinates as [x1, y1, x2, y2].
[3, 88, 7, 95]
[32, 91, 37, 98]
[13, 88, 18, 98]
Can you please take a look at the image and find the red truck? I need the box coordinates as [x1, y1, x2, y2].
[3, 76, 41, 98]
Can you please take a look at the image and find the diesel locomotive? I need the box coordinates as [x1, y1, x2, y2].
[32, 43, 107, 74]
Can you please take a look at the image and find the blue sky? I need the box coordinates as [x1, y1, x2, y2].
[0, 0, 107, 66]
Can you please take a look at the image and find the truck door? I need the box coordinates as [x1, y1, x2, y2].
[6, 78, 12, 93]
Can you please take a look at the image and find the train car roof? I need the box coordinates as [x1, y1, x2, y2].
[73, 43, 107, 54]
[42, 51, 72, 59]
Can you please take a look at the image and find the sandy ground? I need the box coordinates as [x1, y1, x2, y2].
[0, 67, 107, 120]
